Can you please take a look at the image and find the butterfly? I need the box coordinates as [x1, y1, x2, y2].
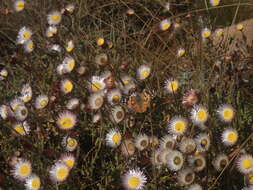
[127, 91, 151, 113]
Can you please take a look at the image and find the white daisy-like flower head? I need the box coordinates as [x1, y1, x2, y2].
[50, 44, 62, 52]
[23, 40, 34, 53]
[0, 105, 11, 120]
[215, 28, 224, 37]
[56, 64, 67, 75]
[188, 183, 203, 190]
[159, 19, 171, 31]
[110, 106, 125, 123]
[17, 27, 32, 44]
[60, 78, 74, 94]
[177, 48, 186, 57]
[50, 162, 69, 183]
[168, 116, 188, 136]
[236, 23, 244, 31]
[120, 75, 134, 86]
[14, 105, 28, 121]
[12, 158, 32, 181]
[221, 128, 238, 146]
[35, 94, 49, 109]
[151, 149, 163, 166]
[63, 56, 75, 73]
[62, 136, 78, 152]
[88, 76, 106, 93]
[95, 53, 108, 66]
[201, 28, 211, 39]
[59, 153, 75, 169]
[160, 134, 176, 150]
[212, 153, 229, 171]
[195, 133, 211, 152]
[24, 174, 41, 190]
[46, 26, 57, 38]
[160, 149, 172, 164]
[107, 89, 122, 105]
[179, 138, 196, 154]
[65, 40, 74, 52]
[122, 169, 147, 190]
[134, 134, 149, 151]
[10, 98, 24, 111]
[14, 0, 25, 12]
[217, 104, 235, 122]
[47, 11, 62, 25]
[236, 154, 253, 174]
[188, 154, 206, 172]
[137, 65, 151, 80]
[210, 0, 221, 6]
[20, 83, 32, 103]
[88, 92, 104, 110]
[65, 4, 75, 13]
[191, 105, 208, 125]
[92, 113, 101, 123]
[13, 122, 30, 136]
[167, 150, 184, 171]
[164, 79, 179, 93]
[120, 139, 136, 157]
[0, 69, 8, 77]
[178, 168, 195, 186]
[106, 128, 122, 148]
[57, 111, 76, 130]
[66, 98, 79, 110]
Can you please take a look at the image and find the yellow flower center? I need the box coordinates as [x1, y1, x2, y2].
[128, 176, 141, 188]
[212, 0, 220, 6]
[66, 60, 75, 70]
[161, 23, 170, 31]
[15, 125, 25, 135]
[112, 133, 121, 144]
[66, 44, 74, 52]
[63, 81, 73, 93]
[59, 116, 74, 129]
[22, 95, 32, 103]
[216, 30, 223, 36]
[223, 108, 234, 120]
[178, 49, 185, 57]
[27, 40, 34, 50]
[56, 167, 68, 180]
[123, 79, 130, 85]
[23, 31, 31, 40]
[67, 139, 76, 147]
[242, 159, 252, 169]
[248, 173, 253, 182]
[227, 132, 237, 142]
[91, 82, 102, 92]
[51, 14, 60, 22]
[197, 109, 207, 121]
[31, 177, 41, 189]
[64, 159, 74, 168]
[16, 1, 25, 11]
[112, 95, 120, 102]
[168, 81, 178, 92]
[19, 163, 31, 177]
[174, 121, 186, 132]
[97, 38, 105, 46]
[202, 31, 211, 38]
[39, 100, 48, 107]
[236, 24, 244, 31]
[140, 70, 150, 79]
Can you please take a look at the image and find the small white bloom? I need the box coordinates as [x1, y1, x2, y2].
[167, 150, 184, 171]
[24, 174, 41, 190]
[35, 94, 49, 109]
[134, 134, 149, 151]
[17, 27, 32, 44]
[47, 11, 62, 25]
[88, 92, 104, 110]
[136, 65, 151, 80]
[122, 169, 147, 190]
[106, 128, 122, 148]
[12, 159, 32, 181]
[49, 162, 69, 182]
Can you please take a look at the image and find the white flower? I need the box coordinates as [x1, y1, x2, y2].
[47, 11, 62, 25]
[190, 105, 208, 125]
[12, 159, 32, 181]
[35, 94, 49, 109]
[24, 174, 41, 190]
[159, 19, 171, 31]
[57, 111, 76, 130]
[217, 104, 235, 122]
[17, 27, 32, 44]
[122, 169, 147, 190]
[168, 116, 188, 136]
[106, 128, 122, 148]
[62, 136, 78, 152]
[134, 134, 149, 151]
[167, 150, 184, 171]
[49, 162, 69, 182]
[88, 92, 104, 110]
[136, 65, 151, 80]
[221, 128, 238, 146]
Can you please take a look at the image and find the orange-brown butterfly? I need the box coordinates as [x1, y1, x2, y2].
[127, 91, 151, 113]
